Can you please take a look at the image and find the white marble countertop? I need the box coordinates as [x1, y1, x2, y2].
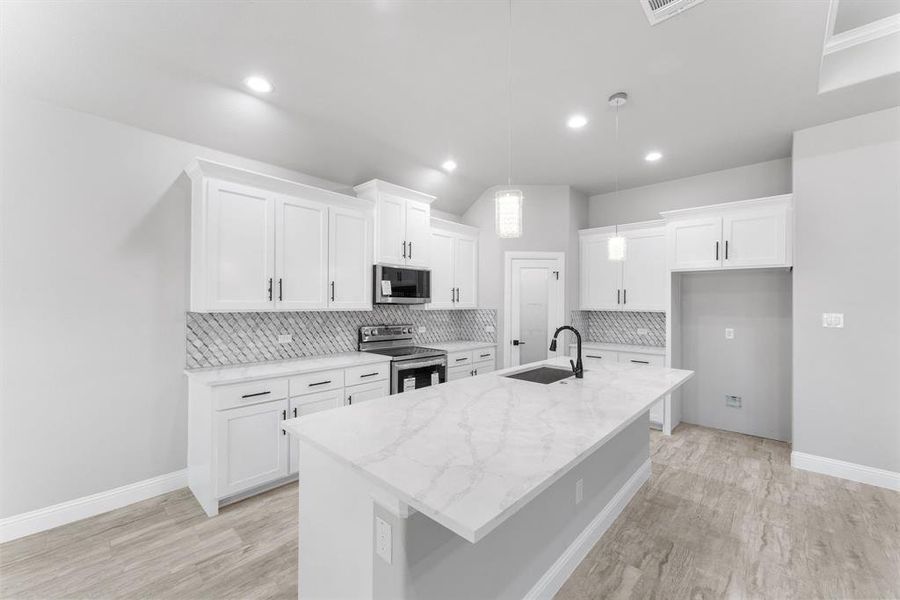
[569, 342, 666, 356]
[184, 352, 390, 385]
[426, 340, 496, 353]
[284, 357, 692, 543]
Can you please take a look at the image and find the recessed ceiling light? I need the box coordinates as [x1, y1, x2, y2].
[645, 151, 663, 162]
[244, 76, 274, 94]
[567, 114, 588, 129]
[442, 159, 458, 172]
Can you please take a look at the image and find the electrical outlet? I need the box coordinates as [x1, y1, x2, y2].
[725, 328, 734, 340]
[575, 478, 584, 504]
[726, 395, 742, 408]
[418, 326, 426, 333]
[485, 325, 495, 333]
[375, 517, 392, 564]
[636, 328, 649, 335]
[822, 313, 844, 328]
[277, 334, 292, 344]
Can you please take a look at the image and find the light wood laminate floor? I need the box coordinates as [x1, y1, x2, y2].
[2, 424, 898, 599]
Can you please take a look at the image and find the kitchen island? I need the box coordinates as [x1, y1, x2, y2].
[283, 356, 692, 600]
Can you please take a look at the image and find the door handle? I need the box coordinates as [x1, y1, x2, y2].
[512, 340, 525, 346]
[330, 281, 335, 302]
[617, 289, 621, 304]
[456, 288, 460, 302]
[282, 409, 287, 435]
[402, 241, 407, 259]
[347, 395, 352, 405]
[408, 242, 413, 260]
[268, 278, 273, 301]
[623, 289, 627, 304]
[715, 241, 719, 260]
[293, 407, 297, 417]
[451, 288, 456, 303]
[725, 240, 729, 260]
[278, 278, 283, 301]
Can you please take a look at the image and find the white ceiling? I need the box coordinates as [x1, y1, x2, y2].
[834, 0, 900, 33]
[3, 0, 899, 214]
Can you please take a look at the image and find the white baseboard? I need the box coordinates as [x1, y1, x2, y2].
[0, 469, 188, 543]
[524, 459, 651, 600]
[791, 451, 900, 491]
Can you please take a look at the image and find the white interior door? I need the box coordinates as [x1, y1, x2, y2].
[508, 256, 563, 368]
[622, 229, 666, 311]
[275, 196, 328, 310]
[404, 201, 431, 268]
[722, 208, 787, 268]
[580, 234, 621, 310]
[454, 235, 477, 308]
[429, 230, 456, 309]
[207, 180, 275, 311]
[328, 206, 371, 309]
[375, 193, 406, 265]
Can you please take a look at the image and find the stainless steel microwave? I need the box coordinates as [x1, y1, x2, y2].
[373, 265, 431, 304]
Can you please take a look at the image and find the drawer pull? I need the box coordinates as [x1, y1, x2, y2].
[360, 372, 379, 378]
[586, 355, 603, 359]
[308, 380, 332, 387]
[455, 357, 468, 362]
[630, 359, 650, 365]
[479, 353, 491, 358]
[241, 391, 271, 399]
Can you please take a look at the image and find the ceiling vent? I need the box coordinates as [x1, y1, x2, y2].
[641, 0, 707, 25]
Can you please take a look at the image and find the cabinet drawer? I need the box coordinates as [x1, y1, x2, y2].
[618, 352, 664, 367]
[473, 358, 496, 375]
[289, 369, 344, 396]
[344, 362, 389, 386]
[571, 345, 616, 362]
[448, 351, 473, 367]
[472, 347, 495, 362]
[214, 378, 289, 411]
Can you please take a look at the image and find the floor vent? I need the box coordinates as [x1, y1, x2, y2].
[641, 0, 707, 25]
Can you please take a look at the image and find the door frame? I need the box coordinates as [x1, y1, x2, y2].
[502, 251, 566, 369]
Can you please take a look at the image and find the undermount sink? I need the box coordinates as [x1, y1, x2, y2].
[504, 366, 574, 385]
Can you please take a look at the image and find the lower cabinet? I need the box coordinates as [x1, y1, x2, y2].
[444, 346, 496, 382]
[216, 398, 290, 498]
[345, 380, 390, 405]
[288, 388, 345, 474]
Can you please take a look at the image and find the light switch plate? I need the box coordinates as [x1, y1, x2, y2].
[277, 334, 292, 344]
[822, 313, 844, 328]
[375, 517, 392, 564]
[725, 328, 734, 340]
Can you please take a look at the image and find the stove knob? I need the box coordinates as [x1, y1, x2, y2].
[371, 328, 379, 336]
[405, 327, 413, 334]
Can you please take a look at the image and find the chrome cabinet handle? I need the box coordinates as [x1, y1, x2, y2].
[725, 240, 729, 260]
[282, 409, 287, 435]
[293, 407, 297, 417]
[617, 289, 620, 304]
[623, 289, 627, 304]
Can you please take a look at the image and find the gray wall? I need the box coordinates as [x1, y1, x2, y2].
[792, 107, 900, 473]
[462, 185, 589, 367]
[588, 158, 792, 226]
[0, 92, 351, 517]
[679, 270, 793, 442]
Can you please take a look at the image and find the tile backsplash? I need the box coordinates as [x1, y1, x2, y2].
[571, 311, 666, 347]
[186, 307, 496, 368]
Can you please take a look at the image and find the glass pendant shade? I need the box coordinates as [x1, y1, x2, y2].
[495, 189, 523, 238]
[608, 235, 627, 261]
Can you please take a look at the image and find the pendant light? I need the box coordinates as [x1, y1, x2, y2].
[607, 92, 628, 261]
[495, 0, 523, 239]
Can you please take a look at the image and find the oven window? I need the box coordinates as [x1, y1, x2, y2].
[380, 267, 430, 299]
[396, 364, 446, 392]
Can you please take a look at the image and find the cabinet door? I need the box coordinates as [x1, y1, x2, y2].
[329, 206, 372, 310]
[454, 235, 478, 308]
[472, 359, 496, 375]
[447, 364, 472, 381]
[275, 196, 328, 310]
[429, 230, 456, 309]
[216, 398, 289, 497]
[206, 180, 275, 311]
[344, 380, 390, 406]
[404, 200, 431, 268]
[722, 208, 788, 268]
[580, 234, 622, 310]
[622, 229, 667, 311]
[375, 193, 407, 265]
[667, 217, 722, 271]
[288, 390, 343, 474]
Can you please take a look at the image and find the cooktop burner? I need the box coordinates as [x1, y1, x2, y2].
[365, 346, 444, 360]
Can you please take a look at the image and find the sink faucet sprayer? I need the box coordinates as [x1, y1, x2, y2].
[549, 325, 583, 379]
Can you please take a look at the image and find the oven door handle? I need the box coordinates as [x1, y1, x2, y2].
[393, 358, 446, 371]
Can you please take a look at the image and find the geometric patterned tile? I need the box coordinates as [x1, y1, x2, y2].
[571, 310, 666, 347]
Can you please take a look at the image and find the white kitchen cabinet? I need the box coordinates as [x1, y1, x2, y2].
[662, 195, 792, 272]
[288, 389, 344, 474]
[447, 365, 472, 382]
[329, 206, 372, 309]
[204, 179, 276, 311]
[443, 346, 496, 381]
[344, 380, 390, 406]
[216, 398, 290, 497]
[354, 179, 436, 268]
[275, 195, 328, 310]
[426, 220, 479, 310]
[579, 222, 665, 311]
[187, 160, 374, 312]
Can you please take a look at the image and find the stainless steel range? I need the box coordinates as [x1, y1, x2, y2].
[358, 324, 447, 394]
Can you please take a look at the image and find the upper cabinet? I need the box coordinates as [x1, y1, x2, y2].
[579, 222, 666, 312]
[426, 219, 478, 310]
[186, 159, 373, 312]
[354, 179, 435, 268]
[662, 195, 792, 272]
